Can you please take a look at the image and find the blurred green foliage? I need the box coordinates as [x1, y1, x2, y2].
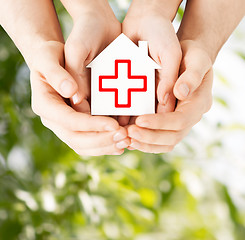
[1, 1, 245, 240]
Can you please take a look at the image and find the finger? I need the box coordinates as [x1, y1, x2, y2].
[129, 116, 137, 125]
[174, 43, 212, 100]
[123, 20, 181, 113]
[75, 144, 125, 156]
[155, 46, 181, 112]
[135, 108, 201, 131]
[117, 116, 131, 126]
[72, 99, 91, 114]
[41, 63, 78, 99]
[31, 71, 119, 132]
[136, 69, 213, 131]
[135, 111, 187, 131]
[41, 117, 128, 150]
[128, 125, 190, 146]
[129, 139, 174, 154]
[148, 32, 181, 112]
[115, 137, 131, 150]
[64, 24, 96, 105]
[34, 41, 78, 98]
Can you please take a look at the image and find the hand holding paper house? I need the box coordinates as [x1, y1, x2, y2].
[87, 33, 161, 116]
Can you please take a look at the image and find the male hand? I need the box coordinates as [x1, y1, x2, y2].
[127, 40, 213, 153]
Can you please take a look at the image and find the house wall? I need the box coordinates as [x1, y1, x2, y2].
[91, 56, 155, 115]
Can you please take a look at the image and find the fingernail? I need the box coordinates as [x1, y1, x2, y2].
[130, 131, 141, 140]
[130, 141, 141, 149]
[113, 132, 126, 142]
[116, 140, 128, 149]
[163, 93, 169, 105]
[60, 80, 75, 97]
[72, 93, 80, 105]
[178, 83, 189, 97]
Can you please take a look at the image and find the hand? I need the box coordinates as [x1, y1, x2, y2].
[121, 1, 182, 125]
[63, 0, 121, 108]
[127, 40, 213, 153]
[30, 41, 130, 156]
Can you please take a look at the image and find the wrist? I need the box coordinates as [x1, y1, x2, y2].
[60, 0, 115, 22]
[178, 34, 218, 64]
[26, 40, 64, 70]
[179, 39, 213, 65]
[128, 0, 182, 21]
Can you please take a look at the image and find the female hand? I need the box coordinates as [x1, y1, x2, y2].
[121, 0, 182, 125]
[61, 0, 121, 107]
[30, 41, 130, 156]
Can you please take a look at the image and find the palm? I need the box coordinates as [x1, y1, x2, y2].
[64, 14, 121, 113]
[121, 14, 181, 125]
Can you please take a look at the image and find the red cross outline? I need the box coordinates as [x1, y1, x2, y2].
[99, 59, 147, 108]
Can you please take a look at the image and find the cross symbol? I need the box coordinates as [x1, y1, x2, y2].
[99, 59, 147, 108]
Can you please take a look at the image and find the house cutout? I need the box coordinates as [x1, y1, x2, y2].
[87, 33, 161, 116]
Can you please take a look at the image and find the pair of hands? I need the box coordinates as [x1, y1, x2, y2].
[30, 2, 213, 155]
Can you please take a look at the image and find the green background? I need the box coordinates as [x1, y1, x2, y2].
[1, 1, 245, 239]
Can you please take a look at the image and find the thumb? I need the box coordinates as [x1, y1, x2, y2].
[155, 46, 182, 113]
[174, 46, 212, 100]
[34, 42, 78, 99]
[42, 63, 78, 99]
[64, 25, 92, 105]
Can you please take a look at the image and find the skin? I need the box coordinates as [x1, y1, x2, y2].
[128, 40, 213, 153]
[178, 0, 245, 64]
[1, 0, 244, 155]
[121, 0, 183, 125]
[128, 0, 245, 153]
[0, 0, 130, 156]
[60, 0, 131, 153]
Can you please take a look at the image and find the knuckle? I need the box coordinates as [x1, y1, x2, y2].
[45, 65, 59, 77]
[63, 136, 78, 150]
[197, 115, 203, 124]
[74, 149, 85, 156]
[166, 43, 182, 60]
[188, 70, 201, 84]
[176, 119, 188, 130]
[64, 41, 76, 59]
[165, 145, 175, 153]
[147, 132, 158, 144]
[172, 132, 183, 145]
[40, 118, 49, 128]
[205, 96, 213, 112]
[31, 101, 40, 116]
[174, 46, 182, 60]
[65, 37, 89, 57]
[65, 112, 80, 131]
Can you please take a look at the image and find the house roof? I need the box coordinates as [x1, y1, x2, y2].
[87, 33, 161, 69]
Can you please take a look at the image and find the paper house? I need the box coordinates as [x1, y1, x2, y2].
[87, 33, 161, 116]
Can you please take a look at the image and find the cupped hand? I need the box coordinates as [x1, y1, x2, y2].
[63, 1, 121, 109]
[30, 41, 130, 156]
[127, 40, 213, 153]
[121, 2, 182, 126]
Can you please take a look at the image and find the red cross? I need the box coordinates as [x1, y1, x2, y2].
[99, 59, 147, 108]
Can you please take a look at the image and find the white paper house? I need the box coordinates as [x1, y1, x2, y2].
[87, 33, 161, 116]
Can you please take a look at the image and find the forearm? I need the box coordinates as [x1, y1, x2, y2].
[177, 0, 245, 62]
[127, 0, 183, 21]
[60, 0, 115, 21]
[0, 0, 63, 66]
